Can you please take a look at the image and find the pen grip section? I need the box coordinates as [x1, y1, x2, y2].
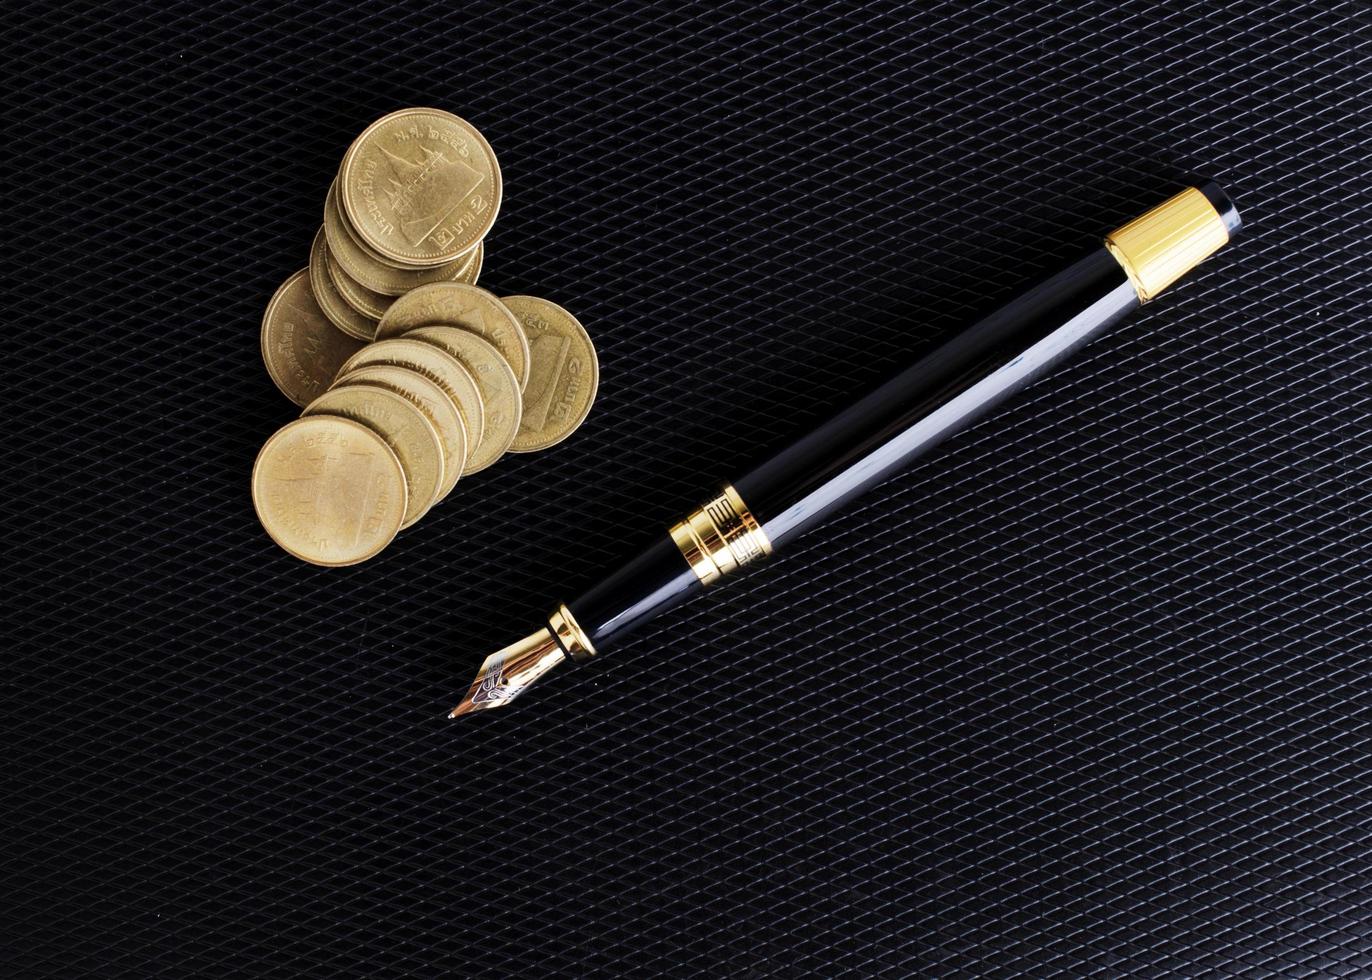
[568, 535, 702, 650]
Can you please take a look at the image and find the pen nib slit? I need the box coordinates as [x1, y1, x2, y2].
[446, 627, 566, 719]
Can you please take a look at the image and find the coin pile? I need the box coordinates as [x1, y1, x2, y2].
[254, 108, 600, 566]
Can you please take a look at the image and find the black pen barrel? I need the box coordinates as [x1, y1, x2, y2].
[565, 184, 1239, 656]
[737, 247, 1136, 546]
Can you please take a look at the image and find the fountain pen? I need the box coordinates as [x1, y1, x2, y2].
[451, 182, 1241, 717]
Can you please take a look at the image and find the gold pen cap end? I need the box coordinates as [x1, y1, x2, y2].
[1105, 182, 1240, 303]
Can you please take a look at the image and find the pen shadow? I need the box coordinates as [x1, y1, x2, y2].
[431, 167, 1202, 664]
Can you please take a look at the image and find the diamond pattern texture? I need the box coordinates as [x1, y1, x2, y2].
[7, 1, 1372, 976]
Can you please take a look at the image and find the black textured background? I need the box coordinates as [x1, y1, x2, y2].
[7, 1, 1372, 976]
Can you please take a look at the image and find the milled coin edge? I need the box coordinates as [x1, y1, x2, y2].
[332, 366, 469, 501]
[335, 338, 489, 464]
[308, 228, 377, 341]
[403, 326, 522, 473]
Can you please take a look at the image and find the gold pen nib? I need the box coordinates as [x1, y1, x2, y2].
[448, 627, 567, 718]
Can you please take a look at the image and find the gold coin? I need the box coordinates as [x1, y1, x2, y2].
[338, 338, 486, 466]
[334, 364, 467, 501]
[459, 241, 484, 284]
[252, 415, 406, 566]
[334, 178, 483, 276]
[302, 385, 444, 528]
[308, 227, 376, 341]
[326, 248, 393, 320]
[260, 269, 368, 407]
[339, 108, 501, 267]
[323, 179, 482, 295]
[501, 296, 600, 452]
[373, 283, 530, 388]
[405, 327, 521, 473]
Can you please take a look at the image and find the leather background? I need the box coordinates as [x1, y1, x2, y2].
[8, 1, 1371, 975]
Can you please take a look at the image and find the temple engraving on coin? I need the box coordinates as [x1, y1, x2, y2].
[341, 109, 501, 265]
[378, 141, 483, 246]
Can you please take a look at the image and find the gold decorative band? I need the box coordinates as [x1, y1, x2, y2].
[549, 603, 596, 662]
[1105, 186, 1231, 303]
[669, 484, 773, 585]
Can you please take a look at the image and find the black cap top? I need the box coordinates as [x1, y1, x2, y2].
[1196, 180, 1242, 237]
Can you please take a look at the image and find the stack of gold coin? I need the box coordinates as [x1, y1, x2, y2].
[254, 109, 602, 566]
[313, 107, 499, 338]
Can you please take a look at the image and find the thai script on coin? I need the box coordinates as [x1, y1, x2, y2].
[260, 269, 368, 407]
[502, 296, 600, 452]
[323, 180, 482, 295]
